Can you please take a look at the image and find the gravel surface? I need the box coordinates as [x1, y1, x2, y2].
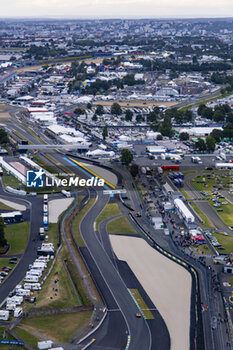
[48, 198, 73, 223]
[110, 235, 191, 350]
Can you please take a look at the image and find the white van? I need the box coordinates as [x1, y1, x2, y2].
[0, 310, 9, 320]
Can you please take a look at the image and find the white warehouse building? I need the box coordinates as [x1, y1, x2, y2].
[174, 198, 195, 224]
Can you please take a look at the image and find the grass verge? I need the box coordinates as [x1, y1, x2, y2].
[0, 327, 20, 350]
[0, 200, 15, 210]
[190, 202, 214, 228]
[130, 289, 154, 319]
[5, 222, 30, 255]
[20, 311, 92, 343]
[213, 232, 233, 253]
[107, 216, 137, 234]
[96, 203, 121, 229]
[14, 326, 40, 348]
[2, 169, 22, 188]
[190, 244, 211, 255]
[35, 246, 80, 310]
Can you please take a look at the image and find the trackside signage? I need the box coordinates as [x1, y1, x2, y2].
[26, 169, 105, 188]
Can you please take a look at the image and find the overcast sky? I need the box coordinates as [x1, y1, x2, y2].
[1, 0, 233, 18]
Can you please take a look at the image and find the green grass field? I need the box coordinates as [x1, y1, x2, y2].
[36, 248, 80, 310]
[107, 216, 137, 234]
[2, 169, 22, 188]
[14, 326, 40, 348]
[0, 327, 22, 350]
[20, 311, 92, 343]
[5, 222, 30, 255]
[192, 171, 233, 226]
[192, 171, 233, 193]
[96, 203, 121, 229]
[46, 222, 59, 247]
[213, 232, 233, 253]
[190, 244, 212, 255]
[210, 201, 233, 226]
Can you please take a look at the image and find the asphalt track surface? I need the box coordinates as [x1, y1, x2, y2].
[81, 212, 170, 350]
[80, 191, 152, 350]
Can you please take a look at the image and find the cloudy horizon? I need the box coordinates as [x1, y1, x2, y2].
[1, 0, 233, 19]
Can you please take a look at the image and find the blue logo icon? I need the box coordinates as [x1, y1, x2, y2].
[26, 169, 44, 188]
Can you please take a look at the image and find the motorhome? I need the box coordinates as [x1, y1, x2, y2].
[6, 303, 16, 311]
[0, 310, 9, 320]
[14, 307, 23, 318]
[37, 256, 50, 262]
[16, 288, 31, 297]
[26, 270, 42, 277]
[24, 275, 40, 283]
[31, 264, 45, 271]
[7, 296, 23, 305]
[24, 283, 41, 291]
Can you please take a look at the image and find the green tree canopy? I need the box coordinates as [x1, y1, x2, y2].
[210, 129, 223, 143]
[195, 138, 206, 152]
[206, 136, 216, 152]
[121, 148, 133, 165]
[111, 103, 122, 116]
[130, 163, 139, 177]
[179, 132, 189, 141]
[159, 115, 174, 137]
[74, 107, 84, 116]
[102, 125, 108, 140]
[125, 109, 133, 121]
[95, 104, 104, 116]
